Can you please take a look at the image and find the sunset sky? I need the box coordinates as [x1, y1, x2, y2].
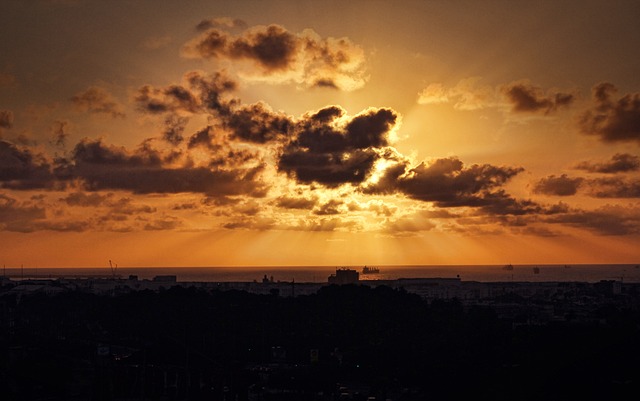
[1, 0, 640, 268]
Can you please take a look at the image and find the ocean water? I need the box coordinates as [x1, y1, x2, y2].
[3, 264, 640, 283]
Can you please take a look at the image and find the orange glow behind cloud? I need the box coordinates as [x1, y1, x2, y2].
[1, 1, 639, 267]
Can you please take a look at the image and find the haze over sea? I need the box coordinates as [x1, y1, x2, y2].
[3, 264, 640, 283]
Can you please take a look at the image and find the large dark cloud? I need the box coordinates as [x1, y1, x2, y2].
[69, 138, 267, 197]
[228, 25, 297, 71]
[578, 82, 640, 143]
[366, 156, 525, 212]
[185, 24, 296, 70]
[0, 110, 14, 128]
[401, 158, 523, 205]
[71, 86, 125, 118]
[0, 140, 54, 189]
[574, 153, 640, 173]
[278, 106, 397, 187]
[0, 109, 270, 198]
[183, 24, 366, 90]
[502, 81, 575, 114]
[533, 174, 584, 196]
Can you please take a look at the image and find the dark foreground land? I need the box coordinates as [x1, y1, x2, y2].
[2, 282, 640, 400]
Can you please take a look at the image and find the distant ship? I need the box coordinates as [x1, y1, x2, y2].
[503, 264, 514, 271]
[362, 266, 380, 274]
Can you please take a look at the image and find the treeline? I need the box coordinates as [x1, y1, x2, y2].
[2, 285, 640, 400]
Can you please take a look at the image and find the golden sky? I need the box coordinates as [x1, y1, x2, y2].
[1, 0, 640, 267]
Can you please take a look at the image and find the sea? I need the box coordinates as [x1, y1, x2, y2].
[2, 264, 640, 283]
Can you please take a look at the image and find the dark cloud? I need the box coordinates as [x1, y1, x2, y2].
[187, 126, 218, 150]
[0, 110, 14, 128]
[474, 191, 541, 216]
[72, 138, 162, 167]
[313, 79, 339, 89]
[185, 71, 238, 112]
[183, 24, 366, 90]
[279, 148, 377, 187]
[135, 71, 237, 118]
[367, 156, 524, 210]
[70, 138, 268, 197]
[574, 153, 640, 173]
[224, 102, 292, 143]
[0, 140, 54, 189]
[184, 24, 295, 71]
[533, 174, 584, 196]
[135, 84, 200, 115]
[276, 195, 318, 210]
[61, 193, 156, 226]
[228, 25, 297, 71]
[278, 106, 398, 187]
[545, 205, 640, 236]
[0, 193, 91, 231]
[362, 156, 536, 220]
[586, 177, 640, 198]
[345, 108, 396, 148]
[71, 86, 125, 118]
[532, 172, 640, 199]
[578, 82, 640, 143]
[502, 81, 575, 114]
